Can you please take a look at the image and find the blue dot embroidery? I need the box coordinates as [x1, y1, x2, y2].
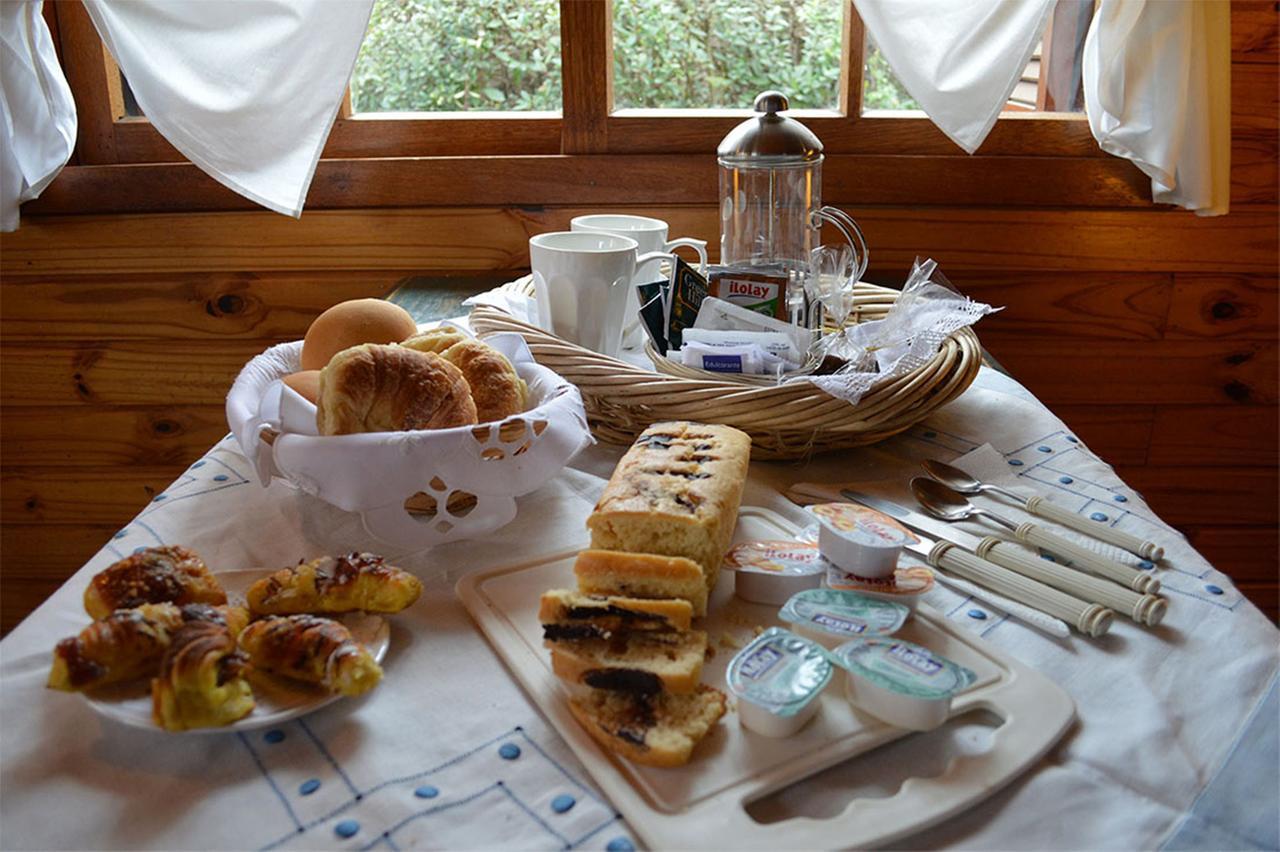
[967, 609, 987, 620]
[1037, 446, 1052, 453]
[1008, 459, 1024, 467]
[551, 794, 576, 814]
[263, 729, 285, 744]
[1090, 512, 1108, 522]
[1058, 476, 1074, 484]
[1066, 436, 1079, 443]
[414, 785, 439, 799]
[299, 779, 320, 796]
[1206, 584, 1224, 595]
[498, 743, 521, 760]
[1041, 553, 1056, 562]
[1139, 560, 1155, 570]
[152, 495, 166, 502]
[213, 474, 230, 482]
[192, 461, 205, 468]
[112, 531, 126, 540]
[133, 547, 147, 554]
[334, 820, 359, 838]
[606, 839, 635, 852]
[1113, 494, 1128, 503]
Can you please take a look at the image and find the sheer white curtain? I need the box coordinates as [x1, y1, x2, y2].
[855, 0, 1231, 215]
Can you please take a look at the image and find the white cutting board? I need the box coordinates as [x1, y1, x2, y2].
[457, 507, 1075, 849]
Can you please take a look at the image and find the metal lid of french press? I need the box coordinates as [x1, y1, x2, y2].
[717, 91, 823, 165]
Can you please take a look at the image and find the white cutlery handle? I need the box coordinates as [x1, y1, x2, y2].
[931, 571, 1071, 639]
[978, 538, 1168, 627]
[1014, 522, 1160, 595]
[929, 541, 1114, 637]
[1025, 495, 1164, 561]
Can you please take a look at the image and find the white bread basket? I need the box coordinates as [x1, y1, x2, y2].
[225, 331, 593, 549]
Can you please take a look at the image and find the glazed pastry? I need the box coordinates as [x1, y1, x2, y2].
[151, 621, 255, 731]
[48, 603, 249, 692]
[238, 615, 382, 696]
[246, 553, 422, 616]
[83, 546, 226, 620]
[539, 589, 693, 642]
[547, 630, 708, 695]
[569, 684, 726, 768]
[438, 339, 527, 423]
[574, 549, 708, 617]
[587, 422, 751, 593]
[400, 326, 470, 356]
[317, 343, 478, 434]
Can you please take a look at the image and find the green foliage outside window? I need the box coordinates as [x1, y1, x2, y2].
[350, 0, 917, 114]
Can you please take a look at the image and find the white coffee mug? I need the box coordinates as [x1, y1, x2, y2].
[529, 231, 675, 357]
[571, 214, 708, 347]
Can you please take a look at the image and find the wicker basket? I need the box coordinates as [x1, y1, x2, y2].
[469, 280, 982, 459]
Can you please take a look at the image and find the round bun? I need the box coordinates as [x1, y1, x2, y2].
[439, 339, 528, 423]
[282, 370, 320, 404]
[317, 343, 478, 435]
[401, 326, 469, 356]
[301, 299, 419, 371]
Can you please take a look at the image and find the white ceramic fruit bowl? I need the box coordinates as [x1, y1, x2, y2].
[225, 330, 592, 549]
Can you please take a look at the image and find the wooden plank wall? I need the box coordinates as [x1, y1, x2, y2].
[1, 5, 1276, 631]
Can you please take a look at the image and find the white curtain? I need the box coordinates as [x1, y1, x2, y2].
[855, 0, 1232, 215]
[0, 0, 75, 232]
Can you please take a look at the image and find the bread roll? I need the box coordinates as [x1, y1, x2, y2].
[317, 343, 477, 435]
[439, 340, 527, 423]
[282, 370, 320, 404]
[301, 299, 418, 371]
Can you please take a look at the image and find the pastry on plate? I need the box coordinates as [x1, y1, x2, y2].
[539, 589, 693, 642]
[246, 553, 422, 616]
[400, 326, 470, 356]
[438, 339, 527, 423]
[317, 343, 477, 434]
[574, 549, 708, 617]
[151, 621, 255, 731]
[239, 615, 382, 696]
[48, 603, 249, 692]
[569, 684, 727, 768]
[83, 546, 226, 620]
[547, 630, 708, 694]
[587, 422, 750, 593]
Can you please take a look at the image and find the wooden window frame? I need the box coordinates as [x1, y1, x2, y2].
[33, 0, 1150, 215]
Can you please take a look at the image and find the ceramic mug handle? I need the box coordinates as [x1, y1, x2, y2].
[664, 237, 708, 273]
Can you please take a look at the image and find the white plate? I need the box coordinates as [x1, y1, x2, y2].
[82, 569, 390, 734]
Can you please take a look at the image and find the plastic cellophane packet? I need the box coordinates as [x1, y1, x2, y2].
[786, 258, 999, 405]
[225, 328, 593, 549]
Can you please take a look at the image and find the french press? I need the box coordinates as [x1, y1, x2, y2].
[717, 90, 867, 283]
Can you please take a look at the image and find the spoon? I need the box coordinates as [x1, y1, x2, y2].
[922, 459, 1164, 562]
[911, 477, 1160, 595]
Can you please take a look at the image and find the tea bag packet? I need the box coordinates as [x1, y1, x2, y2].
[635, 278, 671, 354]
[666, 256, 711, 349]
[692, 297, 816, 364]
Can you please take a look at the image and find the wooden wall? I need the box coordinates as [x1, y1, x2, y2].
[1, 5, 1275, 630]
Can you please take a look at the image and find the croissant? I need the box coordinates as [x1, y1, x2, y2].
[246, 553, 422, 616]
[151, 621, 255, 731]
[239, 615, 382, 696]
[84, 546, 226, 620]
[316, 343, 477, 435]
[48, 603, 250, 692]
[400, 326, 470, 356]
[438, 339, 527, 423]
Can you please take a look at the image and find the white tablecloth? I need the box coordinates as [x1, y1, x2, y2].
[2, 368, 1276, 851]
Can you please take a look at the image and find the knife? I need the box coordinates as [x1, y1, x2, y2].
[788, 483, 1164, 627]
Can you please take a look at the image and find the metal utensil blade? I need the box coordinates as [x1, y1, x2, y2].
[837, 488, 985, 552]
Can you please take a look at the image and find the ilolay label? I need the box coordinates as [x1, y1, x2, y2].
[707, 266, 789, 320]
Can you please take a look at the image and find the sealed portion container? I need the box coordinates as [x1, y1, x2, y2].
[724, 540, 826, 605]
[779, 588, 909, 649]
[826, 565, 936, 611]
[809, 503, 915, 579]
[833, 638, 977, 731]
[726, 627, 833, 737]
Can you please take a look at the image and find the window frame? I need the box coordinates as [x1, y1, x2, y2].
[36, 0, 1149, 215]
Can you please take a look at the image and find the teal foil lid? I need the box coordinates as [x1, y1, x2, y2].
[726, 628, 832, 718]
[834, 638, 977, 700]
[779, 588, 909, 639]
